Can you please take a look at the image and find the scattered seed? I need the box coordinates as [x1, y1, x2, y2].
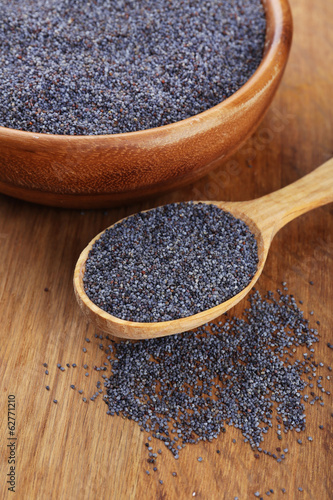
[42, 283, 328, 492]
[101, 289, 321, 460]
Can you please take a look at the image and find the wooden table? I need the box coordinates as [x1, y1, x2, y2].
[1, 0, 332, 498]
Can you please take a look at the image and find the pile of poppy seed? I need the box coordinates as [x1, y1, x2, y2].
[0, 0, 266, 135]
[83, 202, 259, 322]
[44, 284, 331, 497]
[102, 289, 327, 460]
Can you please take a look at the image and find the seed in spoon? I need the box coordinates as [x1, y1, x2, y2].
[83, 202, 258, 322]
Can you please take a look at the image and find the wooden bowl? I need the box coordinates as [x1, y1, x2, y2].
[0, 0, 292, 209]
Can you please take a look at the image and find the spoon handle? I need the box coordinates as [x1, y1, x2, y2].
[242, 158, 333, 238]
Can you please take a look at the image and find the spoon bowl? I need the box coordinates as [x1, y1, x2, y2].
[74, 159, 333, 339]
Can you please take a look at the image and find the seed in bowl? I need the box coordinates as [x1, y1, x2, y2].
[0, 0, 266, 135]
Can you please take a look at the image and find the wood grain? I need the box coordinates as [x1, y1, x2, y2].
[0, 0, 292, 208]
[1, 0, 332, 498]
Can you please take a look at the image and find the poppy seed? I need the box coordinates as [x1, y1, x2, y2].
[0, 0, 266, 135]
[84, 202, 258, 322]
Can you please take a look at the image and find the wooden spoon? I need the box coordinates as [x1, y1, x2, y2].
[74, 158, 333, 340]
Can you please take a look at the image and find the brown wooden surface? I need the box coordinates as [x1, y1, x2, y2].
[1, 0, 332, 498]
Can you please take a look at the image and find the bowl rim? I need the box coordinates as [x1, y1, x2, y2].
[0, 0, 292, 142]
